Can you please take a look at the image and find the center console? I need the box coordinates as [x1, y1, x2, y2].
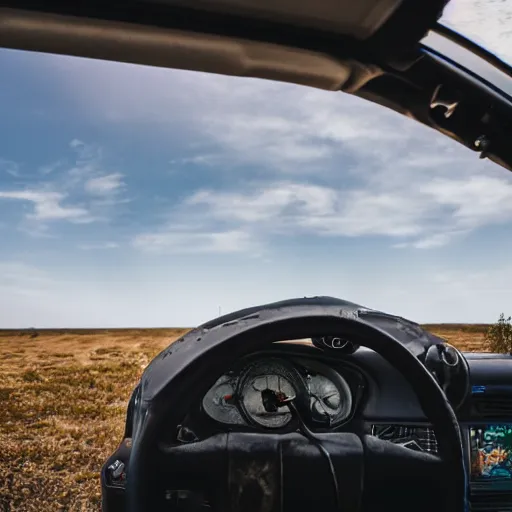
[369, 422, 512, 511]
[465, 424, 512, 512]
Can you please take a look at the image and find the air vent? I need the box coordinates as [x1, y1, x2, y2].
[472, 394, 512, 419]
[470, 491, 512, 512]
[370, 424, 438, 454]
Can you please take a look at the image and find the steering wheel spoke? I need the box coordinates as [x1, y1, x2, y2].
[151, 432, 448, 512]
[158, 434, 227, 474]
[153, 434, 229, 510]
[155, 432, 365, 512]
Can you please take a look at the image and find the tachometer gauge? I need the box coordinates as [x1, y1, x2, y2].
[202, 375, 246, 426]
[307, 372, 352, 426]
[292, 358, 354, 427]
[239, 360, 303, 429]
[309, 375, 342, 424]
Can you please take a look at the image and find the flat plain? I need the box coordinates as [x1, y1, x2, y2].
[0, 324, 489, 511]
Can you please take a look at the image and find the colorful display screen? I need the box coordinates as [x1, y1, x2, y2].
[470, 425, 512, 486]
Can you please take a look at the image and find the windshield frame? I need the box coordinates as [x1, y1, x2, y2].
[433, 23, 512, 82]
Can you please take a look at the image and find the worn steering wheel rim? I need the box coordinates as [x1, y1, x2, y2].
[127, 306, 468, 512]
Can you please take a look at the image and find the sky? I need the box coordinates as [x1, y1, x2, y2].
[1, 0, 512, 328]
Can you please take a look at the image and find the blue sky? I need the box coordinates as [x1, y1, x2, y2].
[1, 0, 512, 328]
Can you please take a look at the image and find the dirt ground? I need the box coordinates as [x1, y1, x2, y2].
[0, 325, 489, 511]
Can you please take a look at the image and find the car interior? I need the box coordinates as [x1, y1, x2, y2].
[1, 1, 512, 512]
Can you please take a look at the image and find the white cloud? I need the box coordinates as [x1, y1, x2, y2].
[44, 39, 512, 253]
[85, 172, 125, 195]
[0, 189, 92, 222]
[0, 140, 130, 240]
[186, 182, 338, 222]
[132, 229, 259, 255]
[172, 173, 512, 248]
[420, 176, 512, 227]
[43, 57, 410, 174]
[78, 242, 119, 250]
[395, 231, 467, 250]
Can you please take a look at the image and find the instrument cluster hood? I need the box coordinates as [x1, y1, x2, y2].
[138, 296, 448, 403]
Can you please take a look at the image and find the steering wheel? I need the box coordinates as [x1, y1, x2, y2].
[127, 299, 468, 512]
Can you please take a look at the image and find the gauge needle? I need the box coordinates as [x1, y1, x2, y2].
[321, 392, 339, 403]
[312, 392, 338, 405]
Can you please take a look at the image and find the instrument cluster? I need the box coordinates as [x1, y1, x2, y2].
[201, 356, 357, 430]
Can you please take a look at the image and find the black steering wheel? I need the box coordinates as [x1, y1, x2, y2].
[127, 300, 468, 512]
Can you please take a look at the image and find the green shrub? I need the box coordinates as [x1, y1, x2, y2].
[485, 313, 512, 353]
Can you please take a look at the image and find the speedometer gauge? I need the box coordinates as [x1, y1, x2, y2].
[239, 359, 303, 429]
[242, 374, 295, 428]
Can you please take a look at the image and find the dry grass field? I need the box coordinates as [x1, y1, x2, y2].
[0, 324, 489, 511]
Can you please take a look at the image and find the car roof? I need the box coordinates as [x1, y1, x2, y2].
[1, 0, 511, 172]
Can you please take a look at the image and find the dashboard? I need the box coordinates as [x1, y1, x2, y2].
[174, 342, 512, 512]
[177, 340, 459, 440]
[103, 338, 512, 512]
[174, 347, 366, 443]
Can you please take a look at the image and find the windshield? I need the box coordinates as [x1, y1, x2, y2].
[1, 46, 511, 329]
